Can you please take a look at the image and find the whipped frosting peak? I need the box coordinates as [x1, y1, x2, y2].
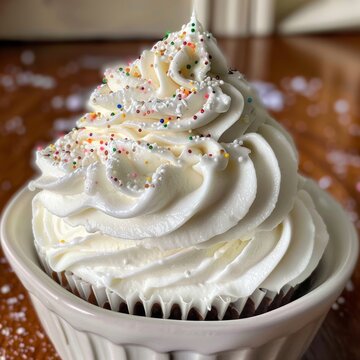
[31, 17, 328, 310]
[76, 15, 263, 142]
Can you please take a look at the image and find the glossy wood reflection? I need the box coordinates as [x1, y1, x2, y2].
[0, 35, 359, 359]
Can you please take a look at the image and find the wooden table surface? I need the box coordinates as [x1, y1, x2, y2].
[0, 34, 359, 359]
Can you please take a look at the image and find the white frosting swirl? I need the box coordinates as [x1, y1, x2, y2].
[30, 15, 328, 311]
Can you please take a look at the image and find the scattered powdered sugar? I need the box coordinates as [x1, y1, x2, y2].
[52, 117, 78, 133]
[2, 116, 26, 135]
[345, 280, 354, 292]
[337, 296, 346, 305]
[334, 99, 350, 114]
[20, 50, 35, 66]
[51, 96, 64, 109]
[17, 72, 56, 89]
[250, 81, 285, 112]
[326, 150, 360, 175]
[332, 281, 355, 311]
[6, 297, 19, 306]
[35, 331, 45, 339]
[1, 285, 11, 294]
[65, 93, 84, 112]
[252, 76, 325, 115]
[0, 257, 59, 359]
[290, 76, 308, 93]
[281, 76, 323, 98]
[0, 71, 56, 91]
[331, 296, 347, 311]
[9, 311, 26, 321]
[318, 176, 332, 189]
[51, 91, 87, 115]
[16, 327, 26, 336]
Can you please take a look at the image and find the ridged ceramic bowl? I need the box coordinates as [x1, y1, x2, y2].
[1, 181, 358, 360]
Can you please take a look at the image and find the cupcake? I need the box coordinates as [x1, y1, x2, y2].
[29, 14, 329, 321]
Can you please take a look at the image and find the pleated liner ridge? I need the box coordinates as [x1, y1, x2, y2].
[38, 255, 314, 321]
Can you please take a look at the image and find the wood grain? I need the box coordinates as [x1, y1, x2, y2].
[0, 35, 359, 359]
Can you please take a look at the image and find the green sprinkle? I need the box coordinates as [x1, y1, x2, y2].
[112, 148, 116, 152]
[191, 29, 195, 33]
[189, 136, 193, 140]
[191, 23, 195, 26]
[110, 112, 115, 116]
[163, 124, 168, 128]
[247, 97, 253, 103]
[126, 72, 130, 76]
[119, 67, 123, 71]
[102, 78, 107, 84]
[72, 161, 76, 165]
[186, 64, 191, 69]
[195, 60, 198, 64]
[149, 145, 153, 150]
[170, 41, 175, 45]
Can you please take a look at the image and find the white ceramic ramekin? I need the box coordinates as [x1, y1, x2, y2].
[1, 182, 358, 360]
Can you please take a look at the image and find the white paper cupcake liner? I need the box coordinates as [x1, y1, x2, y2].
[38, 253, 305, 320]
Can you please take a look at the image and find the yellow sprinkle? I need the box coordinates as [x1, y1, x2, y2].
[121, 113, 126, 119]
[224, 153, 230, 158]
[144, 160, 149, 165]
[59, 239, 65, 243]
[146, 176, 151, 182]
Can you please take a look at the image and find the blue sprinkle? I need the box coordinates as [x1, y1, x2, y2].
[117, 104, 122, 109]
[159, 118, 164, 123]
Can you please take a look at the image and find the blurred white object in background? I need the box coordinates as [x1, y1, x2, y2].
[279, 0, 360, 34]
[213, 0, 251, 36]
[212, 0, 276, 36]
[250, 0, 277, 35]
[0, 0, 192, 40]
[192, 0, 211, 29]
[0, 0, 359, 40]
